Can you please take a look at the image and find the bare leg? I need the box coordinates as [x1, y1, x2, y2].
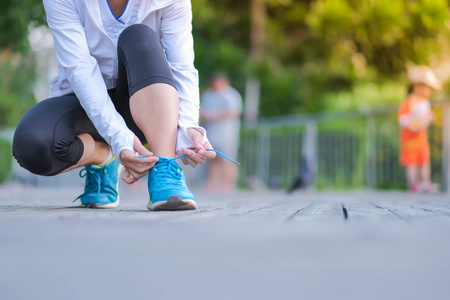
[420, 163, 431, 183]
[223, 163, 238, 192]
[130, 83, 178, 157]
[207, 159, 223, 192]
[406, 166, 419, 187]
[61, 133, 110, 173]
[63, 84, 177, 174]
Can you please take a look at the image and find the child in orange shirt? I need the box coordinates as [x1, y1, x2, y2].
[398, 66, 441, 192]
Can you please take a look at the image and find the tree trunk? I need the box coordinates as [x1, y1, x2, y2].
[244, 0, 266, 126]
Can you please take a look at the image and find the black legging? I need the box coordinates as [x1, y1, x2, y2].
[13, 24, 176, 176]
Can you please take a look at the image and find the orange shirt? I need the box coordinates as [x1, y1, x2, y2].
[397, 97, 431, 166]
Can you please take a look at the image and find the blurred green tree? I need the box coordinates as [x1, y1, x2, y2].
[0, 1, 45, 127]
[192, 0, 450, 117]
[1, 0, 449, 120]
[0, 52, 37, 126]
[305, 0, 449, 75]
[0, 0, 46, 52]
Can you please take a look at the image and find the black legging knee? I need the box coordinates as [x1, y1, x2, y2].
[13, 24, 176, 176]
[13, 95, 102, 176]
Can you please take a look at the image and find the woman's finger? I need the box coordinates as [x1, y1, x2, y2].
[121, 156, 157, 181]
[186, 153, 207, 166]
[177, 143, 217, 166]
[177, 149, 189, 165]
[185, 155, 198, 167]
[191, 153, 205, 165]
[122, 169, 138, 184]
[127, 155, 158, 165]
[203, 142, 217, 159]
[122, 156, 157, 173]
[124, 166, 149, 181]
[200, 148, 216, 160]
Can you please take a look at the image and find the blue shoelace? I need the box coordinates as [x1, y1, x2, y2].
[74, 149, 239, 204]
[73, 166, 106, 206]
[150, 149, 239, 188]
[139, 148, 240, 165]
[150, 157, 184, 187]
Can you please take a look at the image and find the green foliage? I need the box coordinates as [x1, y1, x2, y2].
[192, 0, 450, 117]
[305, 0, 449, 75]
[192, 0, 249, 93]
[323, 81, 406, 112]
[259, 68, 303, 116]
[0, 1, 45, 52]
[306, 0, 353, 39]
[0, 2, 43, 127]
[0, 54, 37, 126]
[1, 0, 449, 121]
[195, 39, 249, 93]
[0, 139, 13, 183]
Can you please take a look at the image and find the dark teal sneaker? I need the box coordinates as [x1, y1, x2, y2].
[75, 157, 120, 209]
[147, 157, 196, 211]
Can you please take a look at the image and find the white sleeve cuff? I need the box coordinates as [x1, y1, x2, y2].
[176, 126, 208, 153]
[111, 131, 135, 163]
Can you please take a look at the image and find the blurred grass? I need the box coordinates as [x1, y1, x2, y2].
[0, 139, 12, 183]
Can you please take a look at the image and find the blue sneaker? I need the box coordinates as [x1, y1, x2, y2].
[147, 157, 196, 211]
[75, 157, 120, 209]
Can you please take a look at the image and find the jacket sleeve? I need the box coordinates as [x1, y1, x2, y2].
[43, 0, 135, 160]
[160, 0, 208, 152]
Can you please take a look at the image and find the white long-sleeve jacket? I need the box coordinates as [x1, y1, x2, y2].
[42, 0, 207, 159]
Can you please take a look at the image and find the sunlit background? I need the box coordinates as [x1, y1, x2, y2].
[2, 3, 450, 299]
[1, 0, 450, 191]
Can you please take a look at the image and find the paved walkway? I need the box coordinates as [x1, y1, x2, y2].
[1, 182, 449, 300]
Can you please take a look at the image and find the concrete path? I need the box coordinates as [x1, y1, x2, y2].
[1, 182, 449, 300]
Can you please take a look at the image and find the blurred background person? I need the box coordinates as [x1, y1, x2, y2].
[398, 66, 441, 193]
[201, 73, 243, 192]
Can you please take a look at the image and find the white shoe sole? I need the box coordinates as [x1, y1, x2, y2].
[83, 197, 119, 209]
[147, 195, 197, 211]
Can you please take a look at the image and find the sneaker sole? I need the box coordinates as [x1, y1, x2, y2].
[147, 195, 197, 211]
[83, 197, 120, 209]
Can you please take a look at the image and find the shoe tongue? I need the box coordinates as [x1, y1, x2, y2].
[156, 156, 171, 161]
[156, 156, 178, 167]
[154, 157, 181, 178]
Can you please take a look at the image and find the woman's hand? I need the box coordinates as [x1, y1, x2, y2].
[120, 136, 159, 184]
[177, 128, 216, 167]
